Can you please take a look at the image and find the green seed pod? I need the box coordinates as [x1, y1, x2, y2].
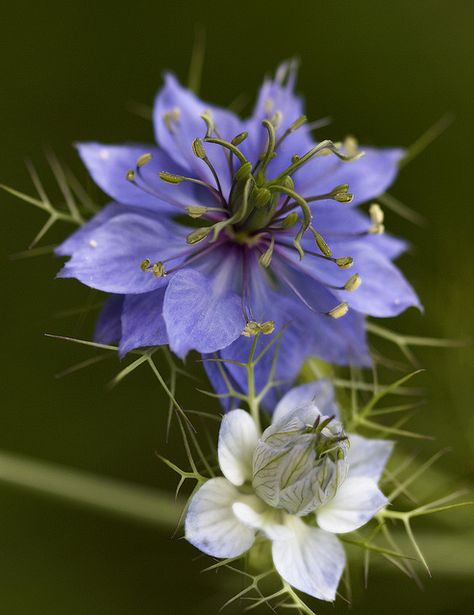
[252, 411, 349, 516]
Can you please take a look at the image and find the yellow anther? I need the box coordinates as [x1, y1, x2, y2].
[344, 273, 361, 291]
[328, 302, 349, 319]
[136, 153, 153, 168]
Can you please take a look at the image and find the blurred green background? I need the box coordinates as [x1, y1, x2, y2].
[1, 1, 473, 613]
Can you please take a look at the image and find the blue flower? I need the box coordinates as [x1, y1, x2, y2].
[56, 61, 420, 377]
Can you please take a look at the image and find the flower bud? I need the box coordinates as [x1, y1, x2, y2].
[252, 411, 349, 516]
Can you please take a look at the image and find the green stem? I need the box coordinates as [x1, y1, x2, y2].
[0, 450, 181, 528]
[246, 336, 261, 433]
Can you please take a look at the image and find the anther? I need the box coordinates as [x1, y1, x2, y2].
[368, 203, 385, 234]
[151, 262, 166, 277]
[327, 302, 349, 319]
[186, 227, 211, 245]
[242, 320, 275, 337]
[192, 138, 207, 160]
[343, 273, 361, 291]
[126, 169, 135, 181]
[200, 110, 215, 137]
[186, 205, 209, 218]
[259, 320, 276, 335]
[231, 132, 248, 146]
[140, 258, 151, 272]
[136, 153, 153, 168]
[288, 115, 307, 133]
[311, 227, 332, 257]
[259, 236, 275, 268]
[162, 108, 181, 133]
[159, 171, 185, 184]
[242, 321, 261, 337]
[270, 111, 283, 129]
[335, 257, 354, 269]
[330, 184, 354, 203]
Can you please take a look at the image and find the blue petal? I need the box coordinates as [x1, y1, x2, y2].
[119, 288, 168, 356]
[163, 268, 245, 358]
[57, 212, 186, 294]
[293, 240, 421, 317]
[244, 61, 313, 173]
[56, 203, 130, 257]
[76, 142, 203, 213]
[94, 295, 124, 345]
[153, 74, 243, 198]
[295, 147, 404, 206]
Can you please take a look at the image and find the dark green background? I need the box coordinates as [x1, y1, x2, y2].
[1, 1, 473, 613]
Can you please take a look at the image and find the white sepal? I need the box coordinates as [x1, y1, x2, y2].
[218, 409, 259, 486]
[316, 476, 388, 534]
[272, 516, 345, 601]
[272, 379, 338, 425]
[346, 433, 394, 482]
[232, 499, 293, 541]
[185, 477, 256, 558]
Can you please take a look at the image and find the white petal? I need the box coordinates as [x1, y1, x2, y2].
[185, 478, 256, 558]
[232, 500, 293, 541]
[316, 476, 388, 534]
[272, 516, 345, 601]
[272, 380, 338, 425]
[347, 433, 394, 482]
[218, 410, 259, 486]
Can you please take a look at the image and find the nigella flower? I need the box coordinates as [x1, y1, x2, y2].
[56, 61, 419, 371]
[185, 380, 393, 601]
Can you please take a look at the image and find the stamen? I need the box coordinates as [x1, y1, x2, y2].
[186, 227, 211, 245]
[191, 138, 224, 197]
[259, 235, 275, 268]
[242, 320, 275, 337]
[136, 153, 153, 168]
[335, 257, 354, 269]
[200, 110, 215, 138]
[343, 273, 361, 291]
[268, 185, 312, 259]
[159, 170, 224, 204]
[185, 205, 226, 219]
[269, 111, 282, 129]
[310, 226, 332, 257]
[274, 114, 307, 150]
[231, 131, 248, 146]
[162, 108, 181, 133]
[276, 139, 364, 180]
[327, 302, 349, 319]
[140, 259, 166, 278]
[368, 203, 385, 234]
[159, 171, 185, 184]
[204, 136, 248, 165]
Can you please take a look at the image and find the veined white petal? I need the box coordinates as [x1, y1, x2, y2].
[316, 476, 388, 534]
[272, 380, 338, 425]
[218, 410, 259, 486]
[185, 478, 256, 558]
[272, 516, 345, 601]
[347, 433, 394, 482]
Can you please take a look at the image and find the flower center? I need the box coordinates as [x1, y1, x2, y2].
[128, 109, 376, 328]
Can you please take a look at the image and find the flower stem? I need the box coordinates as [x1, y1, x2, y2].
[246, 335, 262, 433]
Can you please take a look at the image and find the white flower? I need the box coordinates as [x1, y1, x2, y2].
[185, 380, 393, 602]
